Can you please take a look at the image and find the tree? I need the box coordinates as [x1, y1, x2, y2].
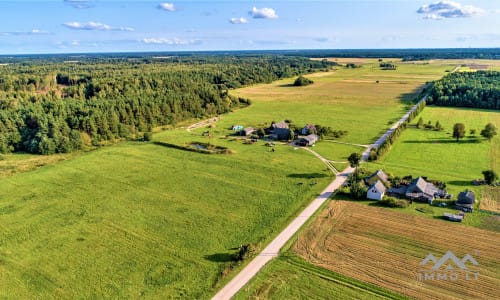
[348, 152, 361, 168]
[293, 75, 313, 87]
[435, 121, 443, 131]
[482, 170, 498, 185]
[452, 123, 465, 142]
[416, 117, 423, 129]
[480, 123, 497, 141]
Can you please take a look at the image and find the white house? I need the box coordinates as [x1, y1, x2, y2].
[367, 180, 386, 201]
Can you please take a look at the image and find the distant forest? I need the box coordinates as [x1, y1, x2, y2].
[0, 56, 333, 154]
[1, 48, 498, 63]
[426, 71, 500, 110]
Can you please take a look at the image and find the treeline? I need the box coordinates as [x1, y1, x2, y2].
[426, 71, 500, 109]
[0, 56, 333, 154]
[368, 100, 426, 161]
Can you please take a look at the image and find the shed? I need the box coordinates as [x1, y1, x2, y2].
[241, 127, 256, 136]
[297, 134, 319, 146]
[455, 190, 475, 212]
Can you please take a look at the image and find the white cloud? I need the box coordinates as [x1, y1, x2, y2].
[64, 0, 93, 9]
[417, 1, 484, 19]
[63, 22, 134, 31]
[142, 38, 201, 45]
[423, 14, 444, 20]
[229, 17, 248, 24]
[158, 3, 176, 12]
[0, 29, 51, 36]
[249, 7, 278, 19]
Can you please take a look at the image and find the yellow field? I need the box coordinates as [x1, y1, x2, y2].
[294, 200, 500, 300]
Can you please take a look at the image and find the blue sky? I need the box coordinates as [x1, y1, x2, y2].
[0, 0, 499, 54]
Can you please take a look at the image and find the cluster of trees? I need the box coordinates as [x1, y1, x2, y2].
[426, 71, 500, 109]
[452, 122, 497, 142]
[379, 63, 397, 70]
[416, 117, 444, 131]
[0, 56, 334, 154]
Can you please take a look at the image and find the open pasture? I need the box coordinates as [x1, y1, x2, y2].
[369, 106, 499, 201]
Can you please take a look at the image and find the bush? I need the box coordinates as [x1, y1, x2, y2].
[293, 75, 314, 86]
[380, 196, 408, 208]
[143, 132, 153, 141]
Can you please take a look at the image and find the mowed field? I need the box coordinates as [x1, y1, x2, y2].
[230, 59, 450, 147]
[0, 141, 332, 298]
[293, 200, 500, 300]
[369, 106, 500, 203]
[234, 255, 406, 300]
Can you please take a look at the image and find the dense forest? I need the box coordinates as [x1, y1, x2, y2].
[426, 71, 500, 110]
[0, 56, 333, 154]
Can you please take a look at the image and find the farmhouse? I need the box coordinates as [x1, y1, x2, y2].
[405, 177, 439, 204]
[296, 134, 319, 146]
[365, 169, 389, 186]
[388, 176, 445, 204]
[367, 180, 386, 200]
[455, 190, 475, 212]
[270, 121, 290, 140]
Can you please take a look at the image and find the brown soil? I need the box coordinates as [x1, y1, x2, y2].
[294, 200, 500, 300]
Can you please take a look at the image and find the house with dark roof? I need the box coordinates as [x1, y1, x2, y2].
[405, 177, 439, 204]
[270, 121, 290, 140]
[365, 169, 389, 186]
[367, 180, 386, 200]
[455, 190, 475, 212]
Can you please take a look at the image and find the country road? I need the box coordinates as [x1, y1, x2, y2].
[212, 96, 427, 300]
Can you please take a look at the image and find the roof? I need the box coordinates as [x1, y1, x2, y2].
[457, 190, 475, 204]
[303, 134, 319, 143]
[370, 180, 386, 193]
[407, 177, 428, 194]
[367, 169, 389, 184]
[272, 121, 289, 129]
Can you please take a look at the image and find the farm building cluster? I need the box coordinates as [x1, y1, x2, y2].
[364, 170, 476, 219]
[231, 120, 320, 147]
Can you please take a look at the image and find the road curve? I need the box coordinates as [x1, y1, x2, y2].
[212, 96, 427, 300]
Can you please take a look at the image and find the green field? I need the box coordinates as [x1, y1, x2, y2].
[368, 106, 500, 199]
[230, 60, 450, 146]
[234, 255, 407, 300]
[0, 141, 332, 298]
[0, 59, 470, 298]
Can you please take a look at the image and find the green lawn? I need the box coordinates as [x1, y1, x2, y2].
[234, 255, 407, 300]
[368, 106, 500, 199]
[0, 141, 332, 298]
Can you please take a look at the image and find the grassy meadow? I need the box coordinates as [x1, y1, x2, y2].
[368, 106, 500, 201]
[0, 59, 482, 298]
[0, 141, 331, 298]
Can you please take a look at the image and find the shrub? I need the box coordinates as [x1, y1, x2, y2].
[144, 132, 153, 141]
[293, 76, 314, 86]
[380, 196, 408, 208]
